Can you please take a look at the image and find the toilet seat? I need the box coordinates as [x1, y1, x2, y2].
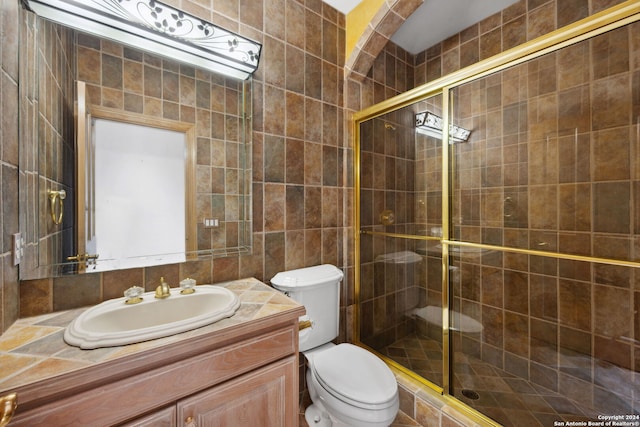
[311, 343, 397, 409]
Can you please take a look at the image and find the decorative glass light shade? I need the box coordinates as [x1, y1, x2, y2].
[415, 111, 471, 143]
[24, 0, 262, 80]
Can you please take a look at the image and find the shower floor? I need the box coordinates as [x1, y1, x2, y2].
[380, 334, 601, 427]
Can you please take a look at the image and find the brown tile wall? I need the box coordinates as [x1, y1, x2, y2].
[413, 0, 629, 86]
[1, 0, 22, 333]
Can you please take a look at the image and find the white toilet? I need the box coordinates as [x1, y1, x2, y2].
[271, 264, 399, 427]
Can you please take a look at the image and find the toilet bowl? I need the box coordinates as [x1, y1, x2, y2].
[304, 343, 399, 427]
[271, 265, 399, 427]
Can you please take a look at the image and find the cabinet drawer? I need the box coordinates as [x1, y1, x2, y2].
[119, 406, 176, 427]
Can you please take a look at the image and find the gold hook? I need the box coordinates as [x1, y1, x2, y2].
[0, 393, 17, 427]
[48, 189, 66, 225]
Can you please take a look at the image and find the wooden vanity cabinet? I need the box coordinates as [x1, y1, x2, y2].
[9, 313, 302, 427]
[176, 356, 296, 426]
[123, 356, 297, 427]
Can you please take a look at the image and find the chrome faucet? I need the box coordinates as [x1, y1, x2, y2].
[155, 277, 171, 299]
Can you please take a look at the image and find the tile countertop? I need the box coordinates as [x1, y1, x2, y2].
[0, 278, 303, 394]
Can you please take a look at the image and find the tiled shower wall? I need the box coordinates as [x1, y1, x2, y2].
[412, 0, 631, 86]
[447, 21, 640, 414]
[349, 0, 636, 347]
[343, 33, 418, 345]
[348, 0, 638, 423]
[358, 106, 420, 349]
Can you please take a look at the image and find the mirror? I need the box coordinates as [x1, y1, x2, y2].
[19, 12, 252, 280]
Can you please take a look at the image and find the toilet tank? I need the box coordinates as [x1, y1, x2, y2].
[271, 264, 344, 352]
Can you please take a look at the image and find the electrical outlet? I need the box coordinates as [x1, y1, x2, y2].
[12, 233, 22, 266]
[203, 218, 220, 228]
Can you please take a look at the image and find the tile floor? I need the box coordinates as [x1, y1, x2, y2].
[379, 334, 609, 427]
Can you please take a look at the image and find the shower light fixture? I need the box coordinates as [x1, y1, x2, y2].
[415, 111, 471, 143]
[23, 0, 262, 80]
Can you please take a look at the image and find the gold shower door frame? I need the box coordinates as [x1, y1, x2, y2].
[353, 2, 640, 426]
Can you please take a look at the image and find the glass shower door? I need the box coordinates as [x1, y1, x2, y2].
[358, 95, 445, 389]
[448, 22, 640, 425]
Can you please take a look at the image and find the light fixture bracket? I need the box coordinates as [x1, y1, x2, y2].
[415, 111, 471, 143]
[23, 0, 262, 80]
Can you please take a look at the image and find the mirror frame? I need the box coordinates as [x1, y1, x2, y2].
[76, 80, 197, 272]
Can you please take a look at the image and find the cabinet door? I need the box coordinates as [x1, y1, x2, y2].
[177, 356, 297, 427]
[119, 406, 176, 427]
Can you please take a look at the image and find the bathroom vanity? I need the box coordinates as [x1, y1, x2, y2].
[0, 279, 304, 426]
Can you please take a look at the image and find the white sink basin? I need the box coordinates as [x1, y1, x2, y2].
[64, 285, 240, 349]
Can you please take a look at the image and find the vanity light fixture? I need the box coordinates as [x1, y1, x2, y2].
[23, 0, 262, 80]
[415, 111, 471, 143]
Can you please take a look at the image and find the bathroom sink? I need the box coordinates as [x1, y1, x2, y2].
[64, 285, 240, 349]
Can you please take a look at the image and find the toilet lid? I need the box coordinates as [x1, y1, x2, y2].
[312, 344, 397, 407]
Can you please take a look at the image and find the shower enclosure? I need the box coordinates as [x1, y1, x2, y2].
[355, 5, 640, 426]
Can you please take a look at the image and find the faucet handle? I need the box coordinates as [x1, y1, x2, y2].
[124, 286, 144, 304]
[180, 278, 196, 294]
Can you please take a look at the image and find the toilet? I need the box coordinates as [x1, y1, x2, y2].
[271, 264, 399, 427]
